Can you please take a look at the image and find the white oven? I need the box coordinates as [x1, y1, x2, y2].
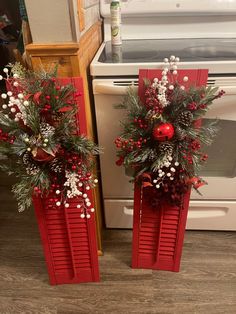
[90, 0, 236, 230]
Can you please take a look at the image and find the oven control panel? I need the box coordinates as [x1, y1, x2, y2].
[100, 0, 236, 17]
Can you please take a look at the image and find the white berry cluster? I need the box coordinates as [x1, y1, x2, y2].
[153, 156, 180, 189]
[76, 193, 95, 219]
[152, 76, 169, 108]
[62, 170, 98, 219]
[151, 55, 181, 107]
[163, 55, 189, 91]
[64, 171, 82, 198]
[1, 69, 28, 124]
[0, 67, 19, 82]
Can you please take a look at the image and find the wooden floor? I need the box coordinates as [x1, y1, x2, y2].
[0, 173, 236, 314]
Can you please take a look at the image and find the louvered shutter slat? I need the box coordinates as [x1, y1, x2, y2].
[132, 69, 208, 272]
[33, 77, 99, 285]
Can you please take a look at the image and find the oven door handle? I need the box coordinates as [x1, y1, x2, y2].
[94, 83, 138, 95]
[94, 84, 236, 95]
[215, 86, 236, 95]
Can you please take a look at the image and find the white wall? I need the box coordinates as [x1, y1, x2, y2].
[25, 0, 80, 43]
[25, 0, 101, 43]
[82, 0, 100, 35]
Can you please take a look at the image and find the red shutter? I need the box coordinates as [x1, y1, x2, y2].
[132, 185, 191, 271]
[132, 69, 208, 272]
[33, 77, 100, 284]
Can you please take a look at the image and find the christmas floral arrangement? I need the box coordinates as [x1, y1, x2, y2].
[0, 64, 99, 218]
[115, 56, 224, 205]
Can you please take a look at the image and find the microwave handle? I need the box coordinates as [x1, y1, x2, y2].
[94, 83, 138, 95]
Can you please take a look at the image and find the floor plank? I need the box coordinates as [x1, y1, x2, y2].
[0, 172, 236, 314]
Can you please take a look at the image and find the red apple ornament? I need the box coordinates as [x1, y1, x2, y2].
[153, 123, 175, 141]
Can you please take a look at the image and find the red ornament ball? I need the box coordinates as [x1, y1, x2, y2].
[153, 123, 175, 141]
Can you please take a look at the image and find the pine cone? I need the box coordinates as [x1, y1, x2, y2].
[40, 122, 55, 137]
[148, 149, 157, 160]
[175, 126, 186, 140]
[158, 142, 174, 156]
[177, 111, 193, 127]
[49, 158, 64, 173]
[22, 152, 40, 175]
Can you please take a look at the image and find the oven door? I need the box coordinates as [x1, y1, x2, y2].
[93, 77, 236, 230]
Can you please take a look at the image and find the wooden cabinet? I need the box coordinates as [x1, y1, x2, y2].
[26, 21, 103, 254]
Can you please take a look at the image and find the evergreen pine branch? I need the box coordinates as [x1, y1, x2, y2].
[143, 78, 151, 87]
[12, 179, 33, 212]
[63, 135, 101, 157]
[130, 147, 156, 163]
[0, 141, 12, 156]
[184, 120, 218, 146]
[54, 111, 77, 138]
[151, 154, 168, 172]
[0, 112, 20, 133]
[24, 103, 40, 133]
[30, 170, 51, 191]
[118, 87, 143, 115]
[10, 138, 28, 156]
